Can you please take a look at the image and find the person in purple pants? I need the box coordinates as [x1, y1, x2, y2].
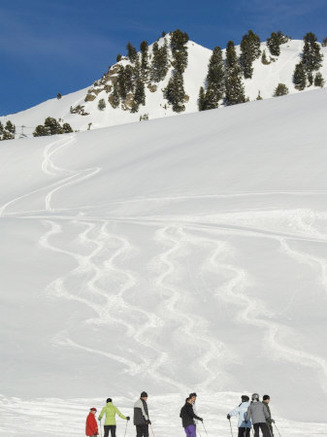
[180, 395, 203, 437]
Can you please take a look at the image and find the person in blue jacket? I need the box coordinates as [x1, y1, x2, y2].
[227, 395, 251, 437]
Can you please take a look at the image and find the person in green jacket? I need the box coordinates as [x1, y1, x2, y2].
[98, 398, 130, 437]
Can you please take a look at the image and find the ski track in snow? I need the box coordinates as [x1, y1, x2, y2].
[2, 132, 327, 434]
[40, 219, 157, 375]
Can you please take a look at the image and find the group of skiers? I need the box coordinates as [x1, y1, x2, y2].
[86, 391, 275, 437]
[227, 393, 275, 437]
[85, 392, 149, 437]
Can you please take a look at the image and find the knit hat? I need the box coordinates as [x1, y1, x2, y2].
[241, 395, 250, 402]
[90, 408, 97, 412]
[106, 398, 112, 403]
[140, 391, 148, 398]
[189, 392, 197, 398]
[263, 395, 270, 401]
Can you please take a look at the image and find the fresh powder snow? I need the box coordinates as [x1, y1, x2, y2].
[1, 88, 327, 436]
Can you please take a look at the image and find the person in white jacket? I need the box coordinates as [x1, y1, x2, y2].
[227, 395, 251, 437]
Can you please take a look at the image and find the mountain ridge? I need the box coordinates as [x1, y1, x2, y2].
[1, 32, 326, 138]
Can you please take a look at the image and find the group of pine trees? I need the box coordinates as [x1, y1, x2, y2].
[85, 30, 187, 114]
[0, 120, 15, 141]
[293, 32, 324, 90]
[93, 31, 172, 113]
[88, 28, 325, 117]
[33, 117, 73, 137]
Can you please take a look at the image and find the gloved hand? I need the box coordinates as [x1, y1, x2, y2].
[146, 420, 151, 425]
[227, 414, 231, 420]
[198, 417, 203, 422]
[271, 419, 275, 423]
[126, 417, 130, 421]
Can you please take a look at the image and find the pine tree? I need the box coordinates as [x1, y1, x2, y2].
[201, 46, 225, 110]
[225, 41, 246, 106]
[314, 72, 325, 87]
[198, 87, 206, 111]
[302, 32, 323, 74]
[5, 120, 15, 134]
[2, 130, 15, 140]
[33, 124, 50, 137]
[127, 42, 137, 63]
[261, 49, 270, 65]
[293, 63, 306, 90]
[134, 78, 146, 107]
[273, 83, 289, 96]
[98, 98, 106, 110]
[170, 29, 189, 73]
[62, 123, 73, 133]
[240, 30, 261, 78]
[33, 117, 72, 137]
[117, 65, 135, 99]
[124, 65, 135, 93]
[44, 117, 62, 135]
[150, 41, 168, 82]
[165, 70, 186, 113]
[109, 83, 120, 108]
[267, 32, 281, 56]
[140, 40, 149, 79]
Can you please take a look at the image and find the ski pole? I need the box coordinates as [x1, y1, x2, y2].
[202, 420, 208, 436]
[150, 424, 156, 437]
[228, 418, 233, 437]
[124, 419, 129, 437]
[99, 419, 102, 437]
[197, 422, 202, 437]
[273, 422, 282, 437]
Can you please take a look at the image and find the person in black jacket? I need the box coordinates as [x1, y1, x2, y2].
[133, 392, 150, 437]
[180, 396, 203, 437]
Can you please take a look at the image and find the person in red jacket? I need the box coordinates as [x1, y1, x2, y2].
[86, 407, 99, 437]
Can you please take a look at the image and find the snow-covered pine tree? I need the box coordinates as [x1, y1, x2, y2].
[293, 63, 306, 90]
[314, 72, 325, 87]
[239, 30, 261, 79]
[140, 40, 149, 79]
[127, 42, 137, 63]
[109, 83, 120, 108]
[170, 29, 189, 73]
[267, 31, 289, 57]
[98, 98, 106, 111]
[165, 70, 186, 113]
[302, 32, 323, 75]
[225, 40, 246, 106]
[200, 46, 225, 110]
[273, 83, 289, 96]
[150, 41, 169, 82]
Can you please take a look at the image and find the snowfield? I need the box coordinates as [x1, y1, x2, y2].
[1, 88, 327, 436]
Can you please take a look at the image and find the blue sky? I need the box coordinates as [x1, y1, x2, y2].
[1, 0, 326, 115]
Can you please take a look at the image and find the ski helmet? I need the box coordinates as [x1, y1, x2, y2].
[241, 395, 250, 402]
[251, 393, 259, 401]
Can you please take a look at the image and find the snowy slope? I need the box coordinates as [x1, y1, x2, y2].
[2, 37, 327, 137]
[1, 89, 327, 436]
